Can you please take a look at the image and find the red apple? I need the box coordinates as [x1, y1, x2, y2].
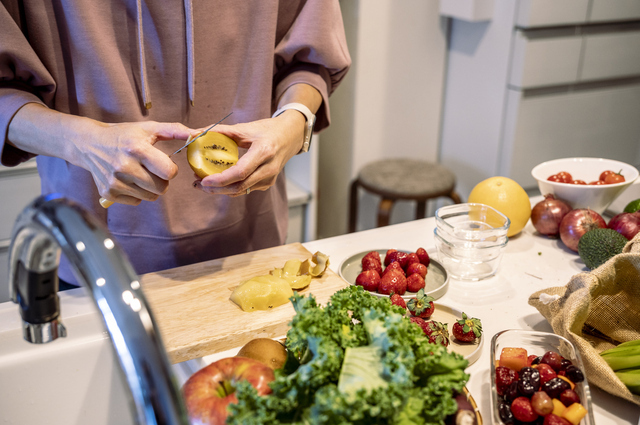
[182, 356, 275, 425]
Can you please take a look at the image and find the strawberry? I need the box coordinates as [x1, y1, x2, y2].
[425, 320, 449, 347]
[362, 250, 381, 263]
[416, 247, 430, 267]
[395, 251, 410, 269]
[405, 262, 427, 278]
[382, 261, 404, 276]
[410, 316, 429, 335]
[389, 293, 406, 309]
[406, 273, 425, 293]
[361, 256, 382, 275]
[384, 249, 398, 267]
[355, 270, 380, 292]
[404, 252, 420, 269]
[452, 312, 482, 343]
[378, 270, 407, 295]
[406, 289, 435, 318]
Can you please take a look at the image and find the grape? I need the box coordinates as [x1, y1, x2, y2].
[518, 367, 541, 397]
[542, 377, 571, 399]
[565, 365, 585, 383]
[540, 351, 563, 371]
[531, 391, 554, 416]
[560, 388, 581, 406]
[498, 401, 514, 424]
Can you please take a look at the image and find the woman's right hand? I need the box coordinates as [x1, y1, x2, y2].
[7, 103, 196, 205]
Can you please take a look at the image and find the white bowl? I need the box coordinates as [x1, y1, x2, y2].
[531, 157, 639, 215]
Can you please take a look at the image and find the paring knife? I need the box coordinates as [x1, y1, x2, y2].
[99, 111, 233, 208]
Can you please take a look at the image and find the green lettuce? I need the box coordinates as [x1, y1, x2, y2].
[227, 285, 469, 424]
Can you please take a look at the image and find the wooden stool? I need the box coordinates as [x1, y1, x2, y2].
[348, 159, 462, 232]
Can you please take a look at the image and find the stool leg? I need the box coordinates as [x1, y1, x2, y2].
[377, 198, 394, 228]
[348, 179, 360, 233]
[416, 200, 427, 220]
[449, 191, 463, 204]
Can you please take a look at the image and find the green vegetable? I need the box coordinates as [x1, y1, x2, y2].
[600, 338, 640, 395]
[578, 228, 627, 270]
[227, 286, 469, 424]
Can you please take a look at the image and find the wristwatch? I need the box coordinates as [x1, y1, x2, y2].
[272, 102, 316, 154]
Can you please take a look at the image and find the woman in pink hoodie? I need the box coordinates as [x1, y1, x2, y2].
[0, 0, 351, 286]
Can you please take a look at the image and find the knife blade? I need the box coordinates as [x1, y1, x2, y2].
[169, 111, 233, 157]
[99, 111, 233, 208]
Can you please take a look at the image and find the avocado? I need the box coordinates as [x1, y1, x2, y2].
[578, 228, 628, 270]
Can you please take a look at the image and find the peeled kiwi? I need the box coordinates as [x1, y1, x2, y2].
[187, 132, 238, 178]
[236, 338, 288, 370]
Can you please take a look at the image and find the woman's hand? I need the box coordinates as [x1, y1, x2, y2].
[194, 110, 305, 196]
[81, 121, 195, 205]
[7, 103, 196, 205]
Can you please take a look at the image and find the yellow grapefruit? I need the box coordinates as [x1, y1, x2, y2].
[468, 176, 531, 237]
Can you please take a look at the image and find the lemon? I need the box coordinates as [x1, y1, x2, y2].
[468, 176, 531, 237]
[623, 199, 640, 214]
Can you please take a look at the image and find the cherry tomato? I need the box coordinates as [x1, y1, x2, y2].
[547, 174, 563, 182]
[556, 171, 573, 183]
[599, 170, 615, 181]
[571, 180, 587, 185]
[604, 172, 625, 184]
[589, 180, 606, 185]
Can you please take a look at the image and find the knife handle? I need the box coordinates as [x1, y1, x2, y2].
[99, 198, 114, 208]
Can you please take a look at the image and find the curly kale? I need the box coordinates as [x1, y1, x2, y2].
[227, 285, 469, 425]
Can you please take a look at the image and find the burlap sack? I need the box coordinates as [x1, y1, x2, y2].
[528, 232, 640, 406]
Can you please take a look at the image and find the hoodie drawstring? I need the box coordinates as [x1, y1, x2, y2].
[135, 0, 196, 110]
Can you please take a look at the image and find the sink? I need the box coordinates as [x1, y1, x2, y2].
[0, 289, 135, 425]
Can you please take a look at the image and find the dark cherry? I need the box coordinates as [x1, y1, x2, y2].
[518, 367, 541, 397]
[541, 377, 571, 399]
[559, 388, 581, 406]
[498, 400, 514, 424]
[565, 365, 585, 383]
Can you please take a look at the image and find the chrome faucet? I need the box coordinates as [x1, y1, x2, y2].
[8, 194, 189, 425]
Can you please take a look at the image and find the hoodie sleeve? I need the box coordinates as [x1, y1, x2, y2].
[273, 0, 351, 132]
[0, 3, 56, 166]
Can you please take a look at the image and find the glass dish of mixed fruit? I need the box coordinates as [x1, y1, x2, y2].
[490, 329, 595, 425]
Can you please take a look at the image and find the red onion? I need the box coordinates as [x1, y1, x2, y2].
[607, 212, 640, 240]
[531, 194, 572, 237]
[559, 209, 607, 252]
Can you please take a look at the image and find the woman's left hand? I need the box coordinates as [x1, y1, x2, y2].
[194, 109, 306, 196]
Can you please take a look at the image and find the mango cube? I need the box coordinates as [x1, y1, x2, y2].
[561, 402, 587, 425]
[551, 398, 566, 416]
[499, 347, 528, 371]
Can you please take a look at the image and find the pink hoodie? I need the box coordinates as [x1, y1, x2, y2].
[0, 0, 350, 283]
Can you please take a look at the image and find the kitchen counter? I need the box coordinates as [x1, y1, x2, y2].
[2, 206, 639, 424]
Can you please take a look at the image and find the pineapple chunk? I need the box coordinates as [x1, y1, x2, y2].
[551, 398, 566, 416]
[561, 403, 587, 425]
[499, 347, 528, 371]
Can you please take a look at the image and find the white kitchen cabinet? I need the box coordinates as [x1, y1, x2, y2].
[440, 0, 640, 199]
[589, 0, 640, 23]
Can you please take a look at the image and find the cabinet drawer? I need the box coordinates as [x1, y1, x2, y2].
[510, 31, 582, 88]
[0, 164, 41, 240]
[581, 31, 640, 81]
[516, 0, 589, 28]
[501, 84, 640, 188]
[589, 0, 640, 23]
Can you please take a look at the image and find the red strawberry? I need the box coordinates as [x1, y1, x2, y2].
[410, 316, 429, 335]
[383, 261, 404, 276]
[404, 252, 420, 269]
[363, 250, 381, 263]
[384, 249, 398, 267]
[395, 251, 410, 269]
[452, 312, 482, 343]
[405, 262, 427, 278]
[406, 273, 425, 292]
[425, 320, 449, 347]
[378, 270, 407, 295]
[389, 293, 406, 309]
[355, 270, 380, 292]
[406, 289, 435, 318]
[362, 256, 382, 275]
[416, 247, 430, 267]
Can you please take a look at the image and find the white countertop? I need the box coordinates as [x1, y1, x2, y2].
[302, 215, 640, 425]
[2, 203, 639, 424]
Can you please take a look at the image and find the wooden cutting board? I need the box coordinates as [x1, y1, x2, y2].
[141, 243, 349, 364]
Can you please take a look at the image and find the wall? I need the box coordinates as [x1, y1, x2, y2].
[317, 0, 450, 238]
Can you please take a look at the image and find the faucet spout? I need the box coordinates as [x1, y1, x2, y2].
[9, 194, 189, 425]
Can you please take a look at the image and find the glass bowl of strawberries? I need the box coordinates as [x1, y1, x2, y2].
[490, 329, 595, 425]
